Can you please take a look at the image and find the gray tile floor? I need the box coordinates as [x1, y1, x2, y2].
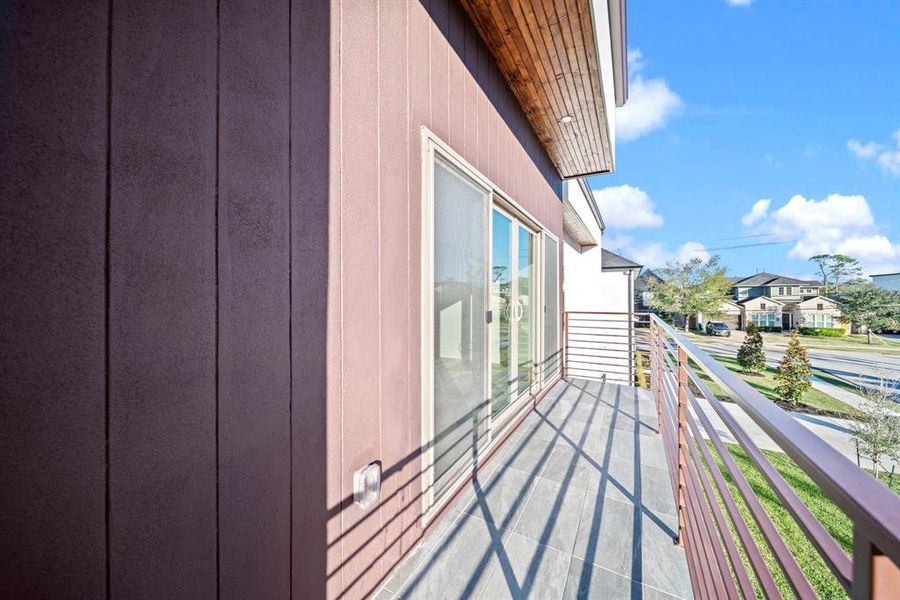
[376, 378, 693, 600]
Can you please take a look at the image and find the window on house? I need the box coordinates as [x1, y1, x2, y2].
[760, 302, 767, 310]
[817, 303, 824, 311]
[809, 313, 833, 328]
[778, 287, 785, 295]
[751, 311, 778, 327]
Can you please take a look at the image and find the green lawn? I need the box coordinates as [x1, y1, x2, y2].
[690, 354, 862, 418]
[705, 442, 899, 599]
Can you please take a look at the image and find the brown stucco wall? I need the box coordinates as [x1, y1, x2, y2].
[1, 0, 562, 598]
[326, 2, 563, 597]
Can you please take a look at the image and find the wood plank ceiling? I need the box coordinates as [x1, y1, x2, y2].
[460, 0, 614, 179]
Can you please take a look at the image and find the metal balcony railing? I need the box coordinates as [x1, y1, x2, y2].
[563, 311, 650, 386]
[648, 315, 899, 599]
[562, 311, 900, 599]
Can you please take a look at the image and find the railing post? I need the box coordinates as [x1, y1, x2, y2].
[853, 529, 900, 599]
[563, 311, 568, 380]
[676, 346, 689, 547]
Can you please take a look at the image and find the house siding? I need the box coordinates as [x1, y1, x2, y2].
[329, 1, 563, 597]
[1, 1, 564, 599]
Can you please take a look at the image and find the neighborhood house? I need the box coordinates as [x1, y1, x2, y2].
[699, 272, 846, 331]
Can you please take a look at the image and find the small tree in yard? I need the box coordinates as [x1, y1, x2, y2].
[737, 322, 766, 375]
[646, 256, 732, 332]
[850, 376, 900, 479]
[774, 330, 811, 406]
[839, 281, 900, 343]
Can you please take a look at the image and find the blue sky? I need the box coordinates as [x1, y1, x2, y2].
[589, 0, 900, 278]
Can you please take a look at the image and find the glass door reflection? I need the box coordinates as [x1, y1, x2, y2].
[517, 228, 535, 396]
[490, 210, 514, 417]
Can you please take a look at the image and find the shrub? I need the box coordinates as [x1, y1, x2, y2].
[737, 322, 765, 374]
[774, 330, 811, 407]
[798, 327, 845, 337]
[754, 325, 782, 333]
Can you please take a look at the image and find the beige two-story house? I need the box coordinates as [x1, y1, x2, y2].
[700, 272, 847, 331]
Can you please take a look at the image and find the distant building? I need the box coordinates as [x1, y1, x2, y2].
[635, 269, 663, 313]
[697, 272, 846, 331]
[872, 272, 900, 291]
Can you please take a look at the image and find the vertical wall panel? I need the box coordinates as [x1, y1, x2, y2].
[291, 0, 332, 597]
[0, 2, 108, 596]
[108, 0, 218, 597]
[429, 0, 450, 141]
[218, 0, 291, 598]
[402, 0, 431, 556]
[447, 4, 466, 153]
[339, 1, 385, 596]
[378, 0, 411, 572]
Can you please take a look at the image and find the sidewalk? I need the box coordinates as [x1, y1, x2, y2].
[691, 394, 897, 474]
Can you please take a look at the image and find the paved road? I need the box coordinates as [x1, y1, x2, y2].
[692, 333, 900, 396]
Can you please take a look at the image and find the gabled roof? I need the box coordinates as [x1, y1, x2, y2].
[731, 272, 821, 287]
[796, 295, 840, 308]
[640, 269, 664, 283]
[737, 295, 785, 307]
[601, 248, 642, 271]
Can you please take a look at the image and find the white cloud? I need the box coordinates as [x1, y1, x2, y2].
[744, 193, 900, 274]
[726, 0, 752, 5]
[847, 139, 881, 159]
[676, 242, 711, 263]
[847, 130, 900, 176]
[591, 185, 663, 229]
[605, 235, 709, 269]
[616, 49, 683, 142]
[741, 199, 771, 226]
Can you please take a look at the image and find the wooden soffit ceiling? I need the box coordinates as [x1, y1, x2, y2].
[460, 0, 614, 179]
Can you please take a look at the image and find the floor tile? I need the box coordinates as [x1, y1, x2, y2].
[396, 513, 507, 599]
[513, 476, 587, 553]
[479, 530, 573, 599]
[464, 467, 536, 529]
[572, 493, 635, 578]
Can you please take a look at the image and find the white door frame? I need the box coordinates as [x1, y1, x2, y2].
[419, 127, 557, 523]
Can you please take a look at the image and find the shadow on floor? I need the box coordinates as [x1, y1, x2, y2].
[376, 378, 692, 600]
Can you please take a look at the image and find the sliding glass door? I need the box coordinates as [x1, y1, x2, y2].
[490, 211, 514, 417]
[423, 132, 561, 515]
[491, 207, 539, 422]
[432, 155, 488, 498]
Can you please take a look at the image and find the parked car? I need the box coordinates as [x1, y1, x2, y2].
[706, 321, 731, 337]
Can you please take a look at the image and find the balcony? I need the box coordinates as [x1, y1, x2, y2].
[379, 378, 690, 599]
[376, 313, 900, 599]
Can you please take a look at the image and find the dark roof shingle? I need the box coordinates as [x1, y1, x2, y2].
[602, 248, 642, 270]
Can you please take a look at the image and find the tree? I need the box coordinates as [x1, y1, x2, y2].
[809, 254, 863, 296]
[774, 330, 811, 406]
[645, 256, 733, 332]
[850, 375, 900, 479]
[838, 281, 900, 343]
[737, 322, 766, 374]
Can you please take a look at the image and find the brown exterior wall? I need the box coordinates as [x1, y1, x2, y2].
[326, 1, 563, 597]
[2, 0, 329, 597]
[0, 0, 562, 598]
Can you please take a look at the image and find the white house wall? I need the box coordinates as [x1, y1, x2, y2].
[562, 179, 635, 384]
